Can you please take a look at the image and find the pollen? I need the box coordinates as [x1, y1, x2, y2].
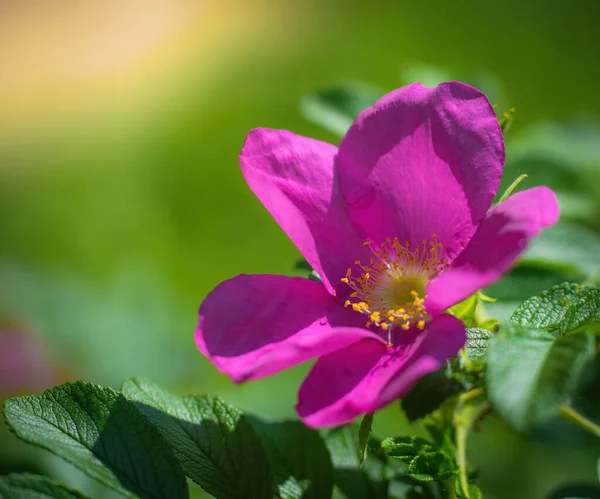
[340, 235, 447, 340]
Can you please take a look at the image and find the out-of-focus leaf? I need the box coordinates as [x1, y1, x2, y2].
[300, 82, 384, 137]
[121, 377, 272, 499]
[522, 224, 600, 278]
[0, 473, 88, 499]
[358, 413, 374, 467]
[248, 417, 333, 499]
[401, 370, 461, 422]
[486, 324, 595, 432]
[449, 294, 478, 327]
[3, 381, 188, 499]
[545, 483, 600, 499]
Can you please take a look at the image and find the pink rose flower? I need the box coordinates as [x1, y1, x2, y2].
[195, 82, 559, 427]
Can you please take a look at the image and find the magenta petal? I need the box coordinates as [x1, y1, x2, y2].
[240, 128, 371, 294]
[296, 315, 466, 428]
[337, 82, 504, 261]
[426, 186, 560, 316]
[196, 274, 383, 382]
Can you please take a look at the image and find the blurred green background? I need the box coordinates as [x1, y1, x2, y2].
[1, 1, 600, 498]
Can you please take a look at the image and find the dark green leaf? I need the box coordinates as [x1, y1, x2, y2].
[300, 83, 384, 137]
[248, 417, 332, 499]
[465, 329, 493, 360]
[381, 436, 456, 483]
[511, 282, 583, 331]
[486, 324, 595, 432]
[546, 483, 600, 499]
[322, 425, 387, 499]
[3, 381, 188, 499]
[560, 286, 600, 335]
[401, 370, 461, 422]
[357, 413, 374, 467]
[0, 473, 88, 499]
[121, 377, 272, 499]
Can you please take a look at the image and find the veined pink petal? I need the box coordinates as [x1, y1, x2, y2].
[426, 186, 560, 316]
[337, 81, 504, 261]
[240, 129, 371, 294]
[296, 315, 465, 427]
[196, 274, 383, 383]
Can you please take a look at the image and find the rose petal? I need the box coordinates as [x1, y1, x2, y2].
[296, 314, 466, 427]
[426, 186, 560, 316]
[196, 274, 384, 382]
[337, 81, 504, 261]
[240, 128, 371, 294]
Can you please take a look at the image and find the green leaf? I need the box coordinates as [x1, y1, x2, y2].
[381, 436, 456, 483]
[401, 370, 461, 422]
[300, 82, 384, 137]
[546, 483, 600, 499]
[465, 328, 493, 361]
[3, 381, 188, 499]
[522, 223, 600, 278]
[448, 294, 478, 327]
[0, 473, 88, 499]
[560, 286, 600, 335]
[121, 377, 272, 499]
[247, 418, 333, 499]
[322, 425, 387, 499]
[357, 413, 374, 467]
[511, 282, 583, 331]
[477, 318, 500, 332]
[486, 324, 596, 432]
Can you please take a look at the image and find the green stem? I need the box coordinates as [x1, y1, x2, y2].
[445, 477, 457, 499]
[560, 405, 600, 438]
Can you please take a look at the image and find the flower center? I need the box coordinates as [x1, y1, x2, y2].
[341, 235, 447, 343]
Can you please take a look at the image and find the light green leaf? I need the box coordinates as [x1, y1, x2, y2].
[0, 473, 88, 499]
[522, 223, 600, 278]
[380, 436, 456, 483]
[464, 328, 493, 361]
[3, 381, 188, 499]
[449, 294, 478, 327]
[248, 417, 333, 499]
[121, 377, 272, 499]
[300, 82, 384, 137]
[486, 324, 595, 432]
[560, 286, 600, 335]
[511, 282, 583, 331]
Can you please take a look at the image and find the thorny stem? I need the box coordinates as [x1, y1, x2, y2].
[560, 404, 600, 438]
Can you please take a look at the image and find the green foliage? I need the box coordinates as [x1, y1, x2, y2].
[248, 417, 333, 499]
[486, 323, 595, 432]
[498, 107, 516, 134]
[3, 381, 188, 499]
[381, 436, 456, 482]
[545, 483, 600, 499]
[401, 370, 461, 422]
[300, 82, 384, 137]
[560, 286, 600, 335]
[121, 377, 272, 499]
[448, 294, 479, 327]
[357, 413, 374, 467]
[464, 328, 493, 361]
[511, 282, 584, 331]
[0, 474, 88, 499]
